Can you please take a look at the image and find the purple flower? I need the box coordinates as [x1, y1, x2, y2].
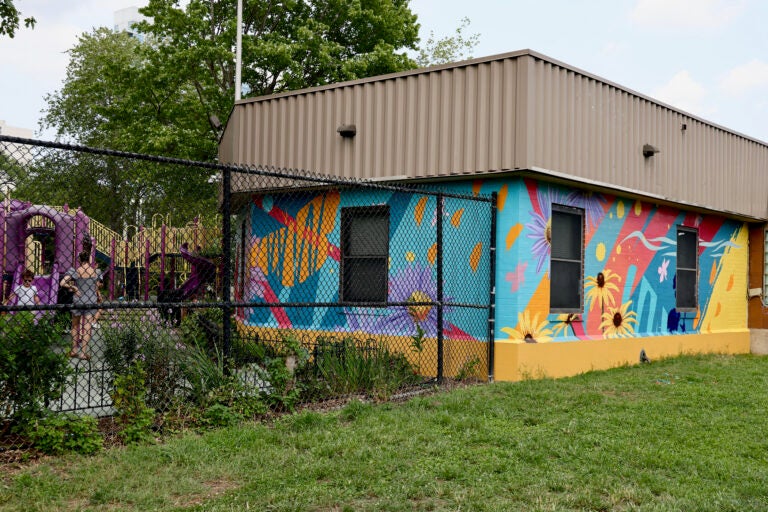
[567, 190, 607, 228]
[525, 187, 568, 274]
[526, 210, 550, 274]
[374, 263, 447, 337]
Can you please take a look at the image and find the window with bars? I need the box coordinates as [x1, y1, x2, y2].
[676, 226, 698, 310]
[550, 204, 584, 313]
[340, 206, 389, 303]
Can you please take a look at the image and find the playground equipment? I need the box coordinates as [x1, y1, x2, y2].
[1, 198, 220, 306]
[1, 199, 89, 305]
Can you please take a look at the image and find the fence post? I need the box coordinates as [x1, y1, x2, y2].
[436, 193, 444, 384]
[488, 192, 497, 383]
[222, 165, 232, 364]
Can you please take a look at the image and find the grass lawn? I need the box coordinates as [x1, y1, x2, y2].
[2, 353, 768, 511]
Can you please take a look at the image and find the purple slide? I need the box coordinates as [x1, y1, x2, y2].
[172, 243, 217, 300]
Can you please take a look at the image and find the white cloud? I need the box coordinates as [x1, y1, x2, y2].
[653, 70, 714, 117]
[720, 59, 768, 96]
[630, 0, 746, 29]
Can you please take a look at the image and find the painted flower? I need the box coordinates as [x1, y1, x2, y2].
[551, 313, 578, 337]
[658, 258, 670, 283]
[501, 310, 553, 344]
[584, 269, 621, 312]
[599, 301, 638, 338]
[525, 210, 551, 274]
[377, 263, 445, 337]
[567, 190, 608, 228]
[526, 186, 570, 274]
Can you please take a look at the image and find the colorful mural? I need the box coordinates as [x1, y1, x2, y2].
[482, 178, 748, 343]
[236, 189, 492, 341]
[235, 176, 748, 345]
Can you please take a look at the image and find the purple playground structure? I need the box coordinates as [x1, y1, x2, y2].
[1, 199, 217, 307]
[1, 199, 90, 306]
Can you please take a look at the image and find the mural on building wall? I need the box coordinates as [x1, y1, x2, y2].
[236, 189, 491, 341]
[483, 178, 748, 343]
[235, 176, 747, 344]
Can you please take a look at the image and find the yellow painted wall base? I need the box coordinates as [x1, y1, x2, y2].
[493, 331, 751, 381]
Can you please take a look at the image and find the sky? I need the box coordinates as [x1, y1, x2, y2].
[1, 0, 767, 143]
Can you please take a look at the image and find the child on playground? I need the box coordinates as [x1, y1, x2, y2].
[61, 250, 102, 360]
[3, 269, 41, 306]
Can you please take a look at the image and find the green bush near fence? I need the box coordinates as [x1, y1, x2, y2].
[0, 312, 72, 428]
[2, 308, 425, 451]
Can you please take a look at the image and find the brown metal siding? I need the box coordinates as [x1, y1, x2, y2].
[219, 50, 768, 219]
[523, 56, 768, 219]
[220, 58, 521, 183]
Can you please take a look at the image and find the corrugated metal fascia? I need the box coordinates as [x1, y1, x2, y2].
[496, 166, 766, 223]
[229, 47, 768, 149]
[230, 49, 533, 107]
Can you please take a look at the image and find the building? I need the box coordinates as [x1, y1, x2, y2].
[0, 121, 33, 139]
[114, 6, 147, 42]
[218, 49, 768, 381]
[0, 120, 34, 193]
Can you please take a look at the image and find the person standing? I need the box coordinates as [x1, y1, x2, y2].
[4, 269, 41, 306]
[60, 251, 102, 360]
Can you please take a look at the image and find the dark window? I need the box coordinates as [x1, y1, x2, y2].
[677, 227, 698, 310]
[550, 204, 584, 312]
[341, 206, 389, 303]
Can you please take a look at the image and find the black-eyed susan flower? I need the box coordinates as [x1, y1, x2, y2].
[501, 310, 553, 343]
[599, 300, 638, 338]
[585, 269, 621, 312]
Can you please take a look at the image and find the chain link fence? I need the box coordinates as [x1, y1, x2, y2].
[0, 135, 495, 456]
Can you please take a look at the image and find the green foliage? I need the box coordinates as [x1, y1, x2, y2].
[112, 362, 156, 445]
[201, 404, 241, 428]
[101, 309, 186, 409]
[258, 334, 309, 412]
[0, 312, 72, 426]
[8, 355, 768, 511]
[20, 27, 216, 230]
[306, 336, 420, 400]
[455, 356, 481, 382]
[415, 16, 480, 67]
[39, 0, 421, 164]
[0, 0, 35, 38]
[410, 323, 426, 354]
[206, 376, 267, 420]
[26, 414, 102, 455]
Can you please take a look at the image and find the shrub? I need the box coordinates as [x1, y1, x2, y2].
[102, 309, 186, 410]
[27, 414, 103, 455]
[258, 334, 309, 412]
[112, 362, 155, 445]
[0, 312, 72, 426]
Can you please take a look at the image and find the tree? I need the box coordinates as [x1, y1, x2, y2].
[416, 17, 479, 67]
[136, 0, 422, 140]
[33, 29, 216, 231]
[35, 1, 478, 230]
[0, 0, 35, 38]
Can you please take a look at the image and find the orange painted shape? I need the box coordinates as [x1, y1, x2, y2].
[715, 302, 721, 317]
[506, 224, 523, 251]
[709, 261, 717, 284]
[726, 274, 734, 291]
[498, 184, 508, 211]
[428, 243, 437, 266]
[414, 196, 428, 226]
[472, 180, 483, 196]
[470, 242, 483, 272]
[451, 209, 464, 227]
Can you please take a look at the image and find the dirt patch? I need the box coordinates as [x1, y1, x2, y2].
[172, 478, 239, 507]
